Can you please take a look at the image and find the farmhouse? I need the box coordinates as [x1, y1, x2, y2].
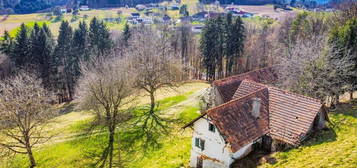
[183, 67, 329, 168]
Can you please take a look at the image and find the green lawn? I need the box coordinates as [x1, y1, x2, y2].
[260, 101, 357, 168]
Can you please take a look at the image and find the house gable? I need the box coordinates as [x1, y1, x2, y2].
[207, 88, 270, 152]
[190, 117, 233, 167]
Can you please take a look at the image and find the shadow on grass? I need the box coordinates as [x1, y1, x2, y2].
[232, 118, 340, 168]
[330, 100, 357, 118]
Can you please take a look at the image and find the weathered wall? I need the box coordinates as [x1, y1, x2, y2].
[213, 86, 225, 107]
[189, 117, 233, 168]
[232, 142, 253, 160]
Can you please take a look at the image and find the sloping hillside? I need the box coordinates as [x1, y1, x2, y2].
[1, 82, 356, 168]
[0, 82, 209, 168]
[259, 101, 357, 168]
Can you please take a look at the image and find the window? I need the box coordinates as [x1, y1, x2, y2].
[194, 138, 205, 151]
[208, 123, 215, 133]
[195, 138, 200, 148]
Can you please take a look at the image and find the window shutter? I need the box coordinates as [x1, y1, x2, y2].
[200, 139, 205, 150]
[195, 138, 200, 148]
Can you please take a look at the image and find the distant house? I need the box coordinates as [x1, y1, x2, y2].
[131, 13, 140, 18]
[79, 5, 90, 11]
[60, 7, 67, 13]
[183, 67, 329, 168]
[136, 4, 146, 11]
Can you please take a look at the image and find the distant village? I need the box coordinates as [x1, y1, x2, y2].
[57, 2, 256, 34]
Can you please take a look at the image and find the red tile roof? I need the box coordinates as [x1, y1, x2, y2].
[268, 87, 322, 145]
[213, 66, 278, 102]
[183, 78, 323, 152]
[207, 88, 270, 152]
[232, 80, 267, 100]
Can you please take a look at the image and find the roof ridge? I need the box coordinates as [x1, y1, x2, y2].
[213, 66, 277, 85]
[267, 86, 321, 103]
[182, 86, 268, 129]
[240, 79, 321, 103]
[213, 64, 279, 84]
[207, 87, 267, 113]
[240, 79, 268, 87]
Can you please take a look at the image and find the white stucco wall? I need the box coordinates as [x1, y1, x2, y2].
[231, 142, 253, 161]
[189, 117, 257, 167]
[189, 117, 233, 168]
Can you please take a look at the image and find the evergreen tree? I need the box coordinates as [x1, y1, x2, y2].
[215, 16, 225, 79]
[72, 21, 89, 81]
[122, 22, 131, 46]
[12, 23, 30, 67]
[89, 17, 112, 57]
[53, 21, 74, 101]
[36, 24, 54, 88]
[29, 22, 42, 65]
[225, 16, 244, 75]
[201, 19, 218, 81]
[0, 30, 13, 56]
[201, 15, 245, 80]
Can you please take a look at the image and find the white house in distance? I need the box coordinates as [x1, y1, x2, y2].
[79, 5, 90, 11]
[183, 67, 329, 168]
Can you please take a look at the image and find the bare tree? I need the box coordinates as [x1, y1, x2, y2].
[124, 26, 183, 149]
[244, 21, 277, 72]
[0, 72, 54, 168]
[277, 37, 354, 105]
[126, 27, 183, 115]
[76, 56, 136, 168]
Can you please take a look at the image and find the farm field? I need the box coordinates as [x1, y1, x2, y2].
[0, 0, 202, 36]
[238, 5, 297, 21]
[0, 0, 296, 37]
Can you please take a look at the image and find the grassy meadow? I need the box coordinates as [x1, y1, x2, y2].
[0, 82, 210, 168]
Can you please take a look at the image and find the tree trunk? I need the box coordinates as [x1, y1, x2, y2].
[108, 128, 115, 168]
[25, 136, 36, 168]
[117, 133, 122, 168]
[150, 92, 155, 114]
[350, 91, 354, 100]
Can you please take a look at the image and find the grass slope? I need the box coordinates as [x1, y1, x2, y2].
[0, 82, 209, 168]
[260, 101, 357, 168]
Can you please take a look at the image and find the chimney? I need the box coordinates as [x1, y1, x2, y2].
[252, 98, 261, 118]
